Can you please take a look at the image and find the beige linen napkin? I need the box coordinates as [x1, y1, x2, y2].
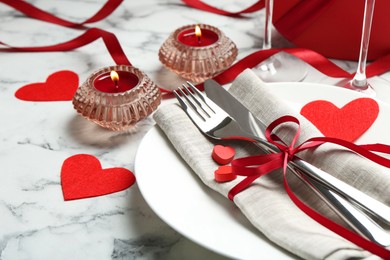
[154, 69, 390, 259]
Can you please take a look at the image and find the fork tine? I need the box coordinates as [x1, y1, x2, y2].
[174, 82, 233, 136]
[178, 87, 207, 121]
[186, 81, 219, 113]
[174, 88, 206, 122]
[182, 84, 211, 118]
[173, 90, 187, 109]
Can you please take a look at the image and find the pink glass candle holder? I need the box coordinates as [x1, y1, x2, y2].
[72, 65, 161, 131]
[159, 24, 238, 83]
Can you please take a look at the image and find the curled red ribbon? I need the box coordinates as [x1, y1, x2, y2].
[228, 115, 390, 258]
[205, 48, 390, 88]
[181, 0, 264, 17]
[0, 27, 132, 66]
[2, 0, 390, 93]
[0, 0, 123, 29]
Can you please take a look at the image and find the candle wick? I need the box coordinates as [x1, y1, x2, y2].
[197, 36, 201, 45]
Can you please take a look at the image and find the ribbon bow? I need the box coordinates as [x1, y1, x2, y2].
[228, 115, 390, 258]
[228, 115, 323, 200]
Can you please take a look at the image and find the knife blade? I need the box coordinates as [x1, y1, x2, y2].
[204, 79, 390, 246]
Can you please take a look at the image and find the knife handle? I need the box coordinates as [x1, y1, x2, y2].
[299, 174, 390, 246]
[255, 140, 390, 245]
[291, 158, 390, 225]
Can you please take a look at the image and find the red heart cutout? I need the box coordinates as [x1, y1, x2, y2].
[212, 145, 236, 165]
[300, 98, 379, 142]
[214, 165, 237, 183]
[15, 70, 79, 101]
[61, 154, 135, 201]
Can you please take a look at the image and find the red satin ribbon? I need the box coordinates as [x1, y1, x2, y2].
[0, 28, 131, 66]
[2, 0, 390, 94]
[181, 0, 264, 17]
[228, 115, 390, 258]
[208, 48, 390, 88]
[0, 0, 123, 29]
[211, 48, 352, 86]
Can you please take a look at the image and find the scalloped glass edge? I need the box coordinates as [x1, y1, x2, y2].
[72, 65, 162, 131]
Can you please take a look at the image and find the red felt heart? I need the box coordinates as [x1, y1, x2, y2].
[214, 165, 236, 183]
[15, 70, 79, 101]
[300, 98, 379, 142]
[212, 145, 236, 165]
[61, 154, 135, 201]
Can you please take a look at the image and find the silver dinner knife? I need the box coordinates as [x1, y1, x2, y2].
[204, 79, 390, 245]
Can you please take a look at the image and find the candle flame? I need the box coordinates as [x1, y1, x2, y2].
[195, 25, 202, 38]
[110, 70, 119, 86]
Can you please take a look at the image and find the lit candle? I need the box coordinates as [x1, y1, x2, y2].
[159, 24, 237, 83]
[177, 25, 219, 47]
[72, 65, 162, 131]
[93, 70, 139, 93]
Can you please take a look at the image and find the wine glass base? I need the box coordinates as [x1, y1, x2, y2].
[252, 52, 308, 82]
[320, 76, 390, 104]
[344, 80, 376, 97]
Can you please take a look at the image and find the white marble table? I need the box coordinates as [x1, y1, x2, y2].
[1, 1, 390, 259]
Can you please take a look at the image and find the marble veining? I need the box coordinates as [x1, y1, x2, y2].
[2, 0, 390, 259]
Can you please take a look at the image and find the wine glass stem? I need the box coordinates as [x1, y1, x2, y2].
[352, 0, 376, 88]
[263, 0, 273, 50]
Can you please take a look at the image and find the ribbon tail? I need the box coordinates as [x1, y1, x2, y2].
[283, 170, 390, 259]
[360, 143, 390, 154]
[285, 48, 352, 78]
[0, 0, 123, 28]
[366, 53, 390, 78]
[308, 137, 390, 168]
[181, 0, 264, 17]
[229, 155, 284, 200]
[0, 28, 131, 66]
[83, 0, 124, 24]
[212, 49, 279, 85]
[98, 29, 132, 66]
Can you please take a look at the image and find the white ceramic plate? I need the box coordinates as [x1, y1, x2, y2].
[134, 83, 390, 259]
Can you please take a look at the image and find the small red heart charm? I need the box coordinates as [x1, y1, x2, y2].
[15, 70, 79, 101]
[61, 154, 135, 201]
[214, 165, 237, 182]
[212, 145, 236, 165]
[300, 98, 379, 142]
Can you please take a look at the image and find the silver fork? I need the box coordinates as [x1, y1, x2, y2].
[174, 82, 390, 246]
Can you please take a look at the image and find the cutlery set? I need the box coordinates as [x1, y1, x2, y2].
[173, 80, 390, 246]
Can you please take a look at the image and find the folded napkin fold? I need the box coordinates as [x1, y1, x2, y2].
[153, 69, 390, 259]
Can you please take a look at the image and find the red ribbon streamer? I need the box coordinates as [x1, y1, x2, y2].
[209, 47, 390, 88]
[211, 48, 352, 86]
[0, 0, 132, 69]
[2, 0, 390, 94]
[181, 0, 264, 17]
[228, 115, 390, 258]
[0, 0, 123, 29]
[0, 0, 170, 93]
[0, 28, 131, 66]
